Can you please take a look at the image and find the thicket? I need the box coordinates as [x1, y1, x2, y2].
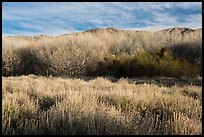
[2, 45, 102, 77]
[2, 43, 202, 78]
[93, 48, 201, 78]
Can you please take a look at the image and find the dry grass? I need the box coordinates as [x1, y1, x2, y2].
[2, 28, 202, 135]
[2, 75, 202, 135]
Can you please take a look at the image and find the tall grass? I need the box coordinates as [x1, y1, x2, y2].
[2, 76, 202, 135]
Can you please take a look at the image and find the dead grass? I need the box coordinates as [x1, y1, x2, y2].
[2, 28, 202, 134]
[2, 76, 202, 135]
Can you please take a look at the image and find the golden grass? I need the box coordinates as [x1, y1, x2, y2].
[2, 75, 202, 135]
[2, 28, 202, 135]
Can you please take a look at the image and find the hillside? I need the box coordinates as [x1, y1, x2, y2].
[2, 28, 202, 135]
[3, 27, 202, 50]
[2, 27, 202, 77]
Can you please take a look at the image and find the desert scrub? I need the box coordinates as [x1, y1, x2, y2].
[2, 39, 201, 78]
[94, 50, 201, 78]
[2, 44, 102, 77]
[2, 76, 202, 135]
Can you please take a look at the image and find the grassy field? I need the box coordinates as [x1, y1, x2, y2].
[2, 75, 202, 135]
[2, 28, 202, 135]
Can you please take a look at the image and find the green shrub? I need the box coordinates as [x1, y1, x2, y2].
[93, 49, 201, 78]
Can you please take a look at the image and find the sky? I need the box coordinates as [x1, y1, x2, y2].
[2, 2, 202, 36]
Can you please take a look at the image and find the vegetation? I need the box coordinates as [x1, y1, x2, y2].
[2, 76, 202, 135]
[2, 41, 202, 78]
[2, 44, 102, 77]
[2, 30, 202, 135]
[93, 48, 201, 78]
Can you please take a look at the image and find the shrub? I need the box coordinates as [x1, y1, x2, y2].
[2, 42, 201, 78]
[92, 49, 201, 78]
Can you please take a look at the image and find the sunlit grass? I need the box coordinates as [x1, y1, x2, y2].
[2, 75, 202, 135]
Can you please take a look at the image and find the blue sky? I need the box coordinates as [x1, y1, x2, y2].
[2, 2, 202, 36]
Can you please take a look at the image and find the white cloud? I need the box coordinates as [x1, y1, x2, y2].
[173, 2, 202, 10]
[154, 12, 175, 23]
[2, 2, 202, 36]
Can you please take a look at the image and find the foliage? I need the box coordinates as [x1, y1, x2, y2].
[93, 49, 201, 78]
[2, 40, 202, 78]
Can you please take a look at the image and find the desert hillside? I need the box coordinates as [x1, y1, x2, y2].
[3, 27, 202, 50]
[2, 27, 202, 77]
[2, 26, 202, 134]
[2, 28, 202, 134]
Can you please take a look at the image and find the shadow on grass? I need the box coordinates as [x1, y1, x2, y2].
[64, 75, 202, 87]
